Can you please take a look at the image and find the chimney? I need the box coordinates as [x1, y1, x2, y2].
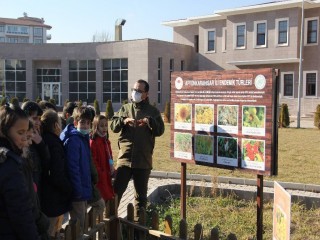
[115, 19, 126, 41]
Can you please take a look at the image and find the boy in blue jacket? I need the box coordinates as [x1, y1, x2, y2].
[60, 106, 93, 233]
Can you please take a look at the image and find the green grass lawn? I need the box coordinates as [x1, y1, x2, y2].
[109, 123, 320, 185]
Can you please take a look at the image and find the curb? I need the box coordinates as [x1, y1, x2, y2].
[150, 171, 320, 193]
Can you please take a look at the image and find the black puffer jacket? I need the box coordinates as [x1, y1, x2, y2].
[0, 139, 39, 240]
[40, 132, 72, 217]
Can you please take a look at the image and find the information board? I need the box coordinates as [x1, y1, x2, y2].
[273, 182, 291, 240]
[170, 68, 278, 176]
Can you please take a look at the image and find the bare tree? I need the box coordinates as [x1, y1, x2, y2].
[92, 31, 110, 42]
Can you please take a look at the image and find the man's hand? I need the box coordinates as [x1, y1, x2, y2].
[124, 118, 136, 127]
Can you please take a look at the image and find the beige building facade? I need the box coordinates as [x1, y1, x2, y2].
[163, 0, 320, 116]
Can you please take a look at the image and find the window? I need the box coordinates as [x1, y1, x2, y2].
[102, 58, 128, 103]
[34, 28, 43, 37]
[170, 59, 174, 72]
[206, 29, 216, 52]
[304, 71, 317, 97]
[18, 37, 29, 43]
[7, 37, 18, 43]
[281, 72, 294, 97]
[20, 26, 28, 34]
[0, 59, 26, 102]
[194, 35, 199, 53]
[276, 18, 289, 46]
[222, 27, 227, 52]
[180, 60, 185, 71]
[0, 37, 5, 42]
[157, 58, 162, 104]
[69, 60, 96, 103]
[0, 25, 4, 32]
[305, 17, 318, 45]
[234, 23, 246, 49]
[34, 38, 43, 44]
[37, 68, 61, 104]
[254, 21, 267, 47]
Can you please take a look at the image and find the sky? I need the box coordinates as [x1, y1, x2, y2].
[1, 0, 270, 43]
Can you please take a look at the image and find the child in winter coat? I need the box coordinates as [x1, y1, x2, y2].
[40, 109, 72, 238]
[90, 115, 115, 202]
[0, 105, 41, 239]
[60, 106, 93, 233]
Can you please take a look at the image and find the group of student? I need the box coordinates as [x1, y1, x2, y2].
[0, 100, 115, 240]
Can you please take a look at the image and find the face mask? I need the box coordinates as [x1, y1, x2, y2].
[131, 90, 142, 103]
[77, 128, 90, 135]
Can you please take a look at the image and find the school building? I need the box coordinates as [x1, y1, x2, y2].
[1, 0, 320, 115]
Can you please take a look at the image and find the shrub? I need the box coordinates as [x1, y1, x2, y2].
[36, 96, 42, 103]
[10, 97, 19, 108]
[94, 99, 101, 115]
[105, 100, 114, 119]
[164, 101, 171, 123]
[78, 100, 83, 107]
[314, 104, 320, 129]
[48, 98, 56, 107]
[0, 97, 6, 106]
[279, 103, 290, 128]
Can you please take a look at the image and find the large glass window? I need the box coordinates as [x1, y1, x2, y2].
[304, 72, 317, 97]
[102, 58, 128, 103]
[305, 18, 318, 45]
[282, 73, 293, 97]
[276, 18, 288, 45]
[69, 60, 96, 103]
[0, 59, 26, 101]
[254, 21, 267, 47]
[207, 30, 215, 52]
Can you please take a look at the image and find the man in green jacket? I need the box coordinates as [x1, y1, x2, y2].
[110, 79, 165, 221]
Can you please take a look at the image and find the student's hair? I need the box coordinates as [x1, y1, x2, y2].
[21, 101, 43, 117]
[41, 109, 61, 134]
[72, 106, 93, 123]
[87, 105, 96, 122]
[91, 115, 108, 139]
[28, 119, 34, 131]
[63, 101, 77, 119]
[137, 79, 149, 92]
[38, 100, 57, 112]
[0, 105, 29, 153]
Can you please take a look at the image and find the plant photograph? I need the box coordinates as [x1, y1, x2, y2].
[217, 105, 238, 126]
[174, 103, 192, 123]
[242, 139, 265, 162]
[217, 136, 238, 159]
[242, 106, 265, 128]
[195, 104, 214, 125]
[174, 132, 192, 153]
[194, 134, 213, 155]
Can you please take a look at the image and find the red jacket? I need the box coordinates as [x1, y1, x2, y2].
[90, 136, 114, 200]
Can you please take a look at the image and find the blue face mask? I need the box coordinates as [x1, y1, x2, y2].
[77, 128, 90, 135]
